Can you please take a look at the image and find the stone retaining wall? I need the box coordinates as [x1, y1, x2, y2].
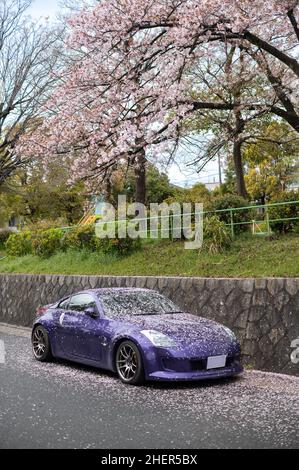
[0, 274, 298, 375]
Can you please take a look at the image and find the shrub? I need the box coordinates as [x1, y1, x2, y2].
[32, 229, 64, 258]
[95, 236, 141, 256]
[0, 230, 13, 248]
[62, 221, 142, 256]
[62, 225, 96, 251]
[207, 194, 251, 234]
[5, 231, 33, 257]
[202, 215, 232, 253]
[95, 221, 142, 256]
[268, 190, 299, 233]
[4, 220, 143, 258]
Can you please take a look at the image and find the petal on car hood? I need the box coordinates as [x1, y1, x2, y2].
[127, 313, 231, 344]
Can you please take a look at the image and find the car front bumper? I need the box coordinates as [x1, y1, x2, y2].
[143, 340, 243, 382]
[148, 362, 243, 381]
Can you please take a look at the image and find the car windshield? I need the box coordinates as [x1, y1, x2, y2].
[99, 291, 182, 319]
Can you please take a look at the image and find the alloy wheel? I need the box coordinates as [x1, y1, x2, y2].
[116, 343, 138, 382]
[32, 328, 46, 359]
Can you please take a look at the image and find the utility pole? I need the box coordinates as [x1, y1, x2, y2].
[218, 154, 222, 185]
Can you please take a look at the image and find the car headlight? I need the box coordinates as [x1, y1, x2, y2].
[223, 326, 237, 342]
[141, 330, 177, 348]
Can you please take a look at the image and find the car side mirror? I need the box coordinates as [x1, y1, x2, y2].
[84, 307, 98, 318]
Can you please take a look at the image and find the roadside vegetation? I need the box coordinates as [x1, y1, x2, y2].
[0, 188, 298, 278]
[0, 233, 298, 278]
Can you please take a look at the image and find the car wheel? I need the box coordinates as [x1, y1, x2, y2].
[32, 325, 52, 362]
[116, 340, 144, 385]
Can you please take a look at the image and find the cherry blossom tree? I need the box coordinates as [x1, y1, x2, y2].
[18, 0, 299, 197]
[177, 44, 273, 197]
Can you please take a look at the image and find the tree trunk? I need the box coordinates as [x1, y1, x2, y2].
[233, 140, 248, 199]
[106, 178, 113, 203]
[225, 48, 248, 200]
[134, 150, 146, 204]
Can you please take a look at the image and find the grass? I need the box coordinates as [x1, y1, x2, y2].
[0, 233, 298, 277]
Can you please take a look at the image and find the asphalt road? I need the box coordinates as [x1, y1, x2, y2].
[0, 323, 298, 449]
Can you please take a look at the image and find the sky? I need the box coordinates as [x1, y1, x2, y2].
[29, 0, 60, 19]
[28, 1, 221, 188]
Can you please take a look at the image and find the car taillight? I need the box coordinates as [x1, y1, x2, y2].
[36, 306, 47, 316]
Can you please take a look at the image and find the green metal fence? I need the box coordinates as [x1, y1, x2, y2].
[212, 200, 299, 238]
[5, 199, 299, 240]
[76, 199, 299, 239]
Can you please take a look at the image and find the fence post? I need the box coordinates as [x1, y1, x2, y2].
[170, 213, 173, 241]
[230, 209, 235, 239]
[266, 207, 271, 235]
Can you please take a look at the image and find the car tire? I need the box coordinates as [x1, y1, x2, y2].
[32, 325, 53, 362]
[115, 340, 144, 385]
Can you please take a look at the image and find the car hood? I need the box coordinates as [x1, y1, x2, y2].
[124, 313, 233, 345]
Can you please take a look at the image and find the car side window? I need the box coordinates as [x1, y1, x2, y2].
[58, 297, 70, 310]
[68, 294, 97, 313]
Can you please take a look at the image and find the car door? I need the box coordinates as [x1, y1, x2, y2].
[58, 293, 103, 362]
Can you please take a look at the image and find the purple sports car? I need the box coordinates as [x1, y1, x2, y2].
[32, 288, 243, 385]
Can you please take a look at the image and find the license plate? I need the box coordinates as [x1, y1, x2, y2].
[207, 355, 227, 369]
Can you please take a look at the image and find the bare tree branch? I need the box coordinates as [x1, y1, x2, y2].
[0, 0, 63, 185]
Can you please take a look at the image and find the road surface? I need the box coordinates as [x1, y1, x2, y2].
[0, 323, 298, 449]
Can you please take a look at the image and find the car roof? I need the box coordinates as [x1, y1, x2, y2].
[71, 287, 157, 297]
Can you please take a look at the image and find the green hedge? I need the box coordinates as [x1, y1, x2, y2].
[95, 236, 141, 256]
[63, 225, 97, 251]
[5, 231, 33, 257]
[95, 220, 142, 255]
[32, 229, 64, 258]
[5, 223, 142, 258]
[268, 191, 299, 233]
[207, 194, 252, 233]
